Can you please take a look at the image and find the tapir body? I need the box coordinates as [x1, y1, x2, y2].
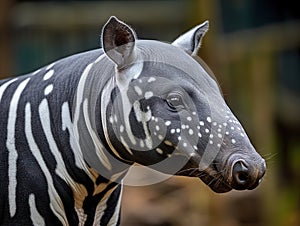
[0, 16, 265, 225]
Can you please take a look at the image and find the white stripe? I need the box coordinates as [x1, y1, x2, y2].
[73, 63, 93, 165]
[107, 185, 123, 226]
[101, 78, 128, 160]
[25, 103, 67, 225]
[39, 99, 81, 188]
[82, 99, 112, 170]
[0, 78, 18, 102]
[73, 60, 114, 170]
[28, 194, 46, 226]
[61, 102, 92, 178]
[92, 194, 110, 225]
[7, 78, 30, 217]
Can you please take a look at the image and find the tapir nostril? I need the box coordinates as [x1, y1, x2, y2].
[232, 160, 251, 189]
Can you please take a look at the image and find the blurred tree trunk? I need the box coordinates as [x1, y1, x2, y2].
[0, 0, 14, 78]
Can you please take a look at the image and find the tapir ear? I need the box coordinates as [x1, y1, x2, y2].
[101, 16, 137, 68]
[172, 21, 209, 56]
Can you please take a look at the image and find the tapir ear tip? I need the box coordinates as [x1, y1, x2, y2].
[200, 20, 209, 32]
[107, 16, 119, 24]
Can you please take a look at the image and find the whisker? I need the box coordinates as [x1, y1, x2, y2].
[176, 167, 199, 175]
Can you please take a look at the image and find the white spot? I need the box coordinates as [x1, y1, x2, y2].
[44, 84, 53, 96]
[155, 125, 160, 131]
[199, 121, 204, 126]
[240, 133, 245, 137]
[209, 140, 213, 144]
[213, 122, 217, 126]
[43, 69, 54, 80]
[231, 139, 236, 144]
[158, 135, 164, 140]
[223, 122, 228, 127]
[181, 124, 186, 130]
[192, 112, 197, 115]
[218, 124, 222, 128]
[178, 136, 182, 141]
[170, 129, 175, 134]
[148, 77, 156, 83]
[134, 86, 143, 96]
[183, 143, 187, 147]
[144, 91, 153, 99]
[109, 116, 114, 124]
[231, 126, 235, 130]
[207, 117, 212, 123]
[156, 148, 163, 155]
[188, 129, 194, 135]
[120, 125, 124, 133]
[176, 128, 180, 133]
[225, 131, 230, 135]
[165, 121, 171, 126]
[205, 128, 210, 133]
[164, 140, 173, 146]
[187, 116, 192, 121]
[197, 126, 200, 130]
[209, 134, 214, 139]
[217, 143, 221, 148]
[217, 128, 222, 133]
[193, 145, 198, 150]
[198, 133, 202, 138]
[218, 133, 222, 138]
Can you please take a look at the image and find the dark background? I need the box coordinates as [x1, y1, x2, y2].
[0, 1, 299, 225]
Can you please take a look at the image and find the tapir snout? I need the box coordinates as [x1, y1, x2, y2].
[226, 153, 266, 191]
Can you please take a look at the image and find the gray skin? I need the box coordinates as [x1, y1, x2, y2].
[84, 16, 266, 193]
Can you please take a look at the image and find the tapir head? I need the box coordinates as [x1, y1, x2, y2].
[99, 16, 266, 193]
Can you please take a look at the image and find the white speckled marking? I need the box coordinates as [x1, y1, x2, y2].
[43, 69, 54, 80]
[144, 91, 153, 99]
[165, 121, 171, 126]
[134, 86, 142, 96]
[156, 148, 163, 155]
[44, 84, 53, 96]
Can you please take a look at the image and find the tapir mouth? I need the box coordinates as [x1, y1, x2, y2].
[198, 170, 232, 193]
[177, 166, 232, 193]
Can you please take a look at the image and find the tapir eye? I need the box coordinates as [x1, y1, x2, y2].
[166, 92, 185, 111]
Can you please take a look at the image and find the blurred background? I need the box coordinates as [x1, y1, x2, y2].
[0, 0, 299, 225]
